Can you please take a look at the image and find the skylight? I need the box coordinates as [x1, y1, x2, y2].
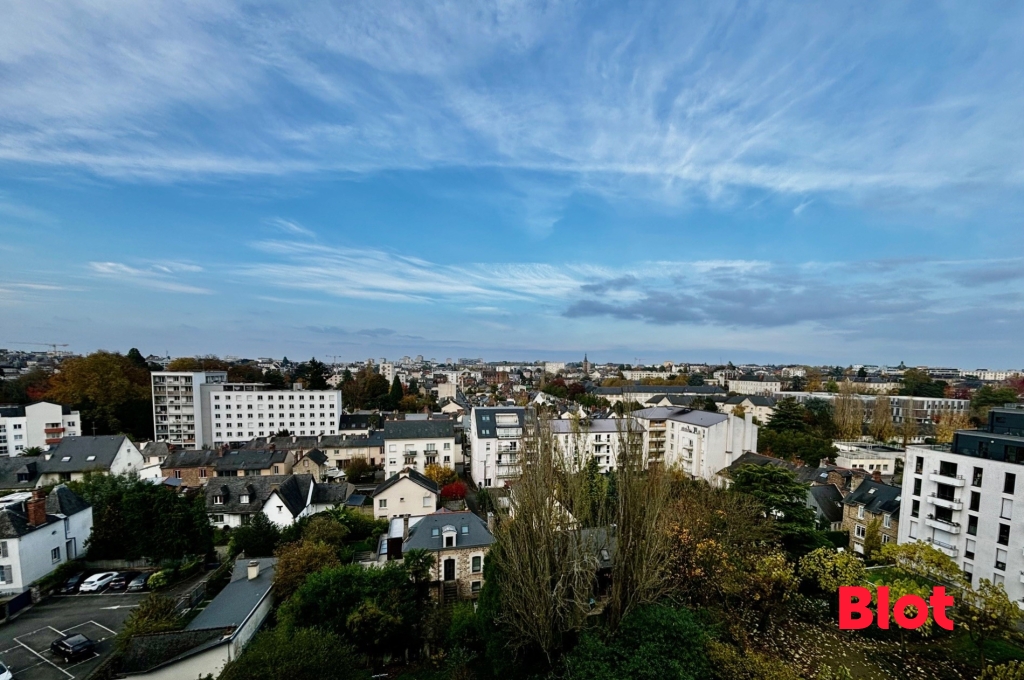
[61, 456, 71, 462]
[86, 455, 96, 461]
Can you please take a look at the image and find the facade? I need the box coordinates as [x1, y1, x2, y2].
[777, 392, 969, 426]
[898, 406, 1024, 602]
[152, 371, 343, 449]
[0, 487, 93, 595]
[383, 419, 457, 479]
[36, 436, 144, 485]
[842, 477, 900, 555]
[631, 407, 758, 481]
[719, 395, 776, 423]
[212, 449, 294, 478]
[468, 407, 526, 488]
[0, 402, 81, 455]
[728, 376, 782, 396]
[205, 474, 320, 529]
[371, 468, 439, 520]
[591, 385, 725, 406]
[548, 418, 631, 474]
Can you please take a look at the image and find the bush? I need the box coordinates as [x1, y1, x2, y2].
[219, 627, 368, 680]
[147, 571, 169, 590]
[705, 640, 800, 680]
[441, 481, 467, 502]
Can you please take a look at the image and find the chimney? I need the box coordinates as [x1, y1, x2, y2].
[402, 514, 410, 541]
[27, 489, 47, 527]
[487, 511, 495, 534]
[850, 474, 864, 492]
[872, 470, 883, 484]
[247, 560, 260, 581]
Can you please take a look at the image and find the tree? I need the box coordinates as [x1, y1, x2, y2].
[960, 579, 1022, 670]
[765, 398, 807, 433]
[832, 381, 863, 440]
[687, 373, 705, 386]
[343, 457, 373, 482]
[303, 514, 350, 547]
[117, 594, 179, 649]
[982, 661, 1024, 680]
[47, 351, 153, 440]
[900, 368, 945, 398]
[877, 541, 965, 585]
[219, 628, 368, 680]
[862, 517, 881, 561]
[230, 512, 281, 558]
[388, 376, 404, 410]
[972, 386, 1020, 422]
[730, 465, 826, 558]
[295, 358, 330, 390]
[126, 347, 148, 369]
[424, 463, 458, 487]
[934, 406, 971, 444]
[876, 576, 935, 657]
[898, 411, 918, 448]
[441, 481, 467, 501]
[165, 355, 229, 371]
[799, 547, 865, 615]
[870, 396, 895, 443]
[757, 429, 835, 467]
[274, 539, 342, 601]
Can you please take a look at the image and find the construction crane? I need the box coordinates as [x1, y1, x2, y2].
[2, 341, 70, 354]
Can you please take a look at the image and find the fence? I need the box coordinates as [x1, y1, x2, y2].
[84, 558, 153, 571]
[173, 580, 207, 615]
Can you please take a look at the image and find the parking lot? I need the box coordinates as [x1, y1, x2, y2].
[0, 590, 147, 679]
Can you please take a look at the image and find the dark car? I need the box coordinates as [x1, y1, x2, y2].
[59, 572, 86, 594]
[50, 633, 95, 662]
[127, 573, 149, 592]
[109, 571, 139, 591]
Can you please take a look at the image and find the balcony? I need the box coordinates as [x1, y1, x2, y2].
[926, 494, 964, 511]
[929, 471, 966, 487]
[925, 537, 959, 558]
[925, 514, 961, 534]
[45, 438, 62, 445]
[44, 427, 64, 434]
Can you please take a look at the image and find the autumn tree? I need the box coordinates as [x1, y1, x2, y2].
[730, 464, 826, 558]
[799, 547, 865, 616]
[273, 539, 342, 600]
[870, 396, 895, 443]
[344, 457, 373, 481]
[832, 380, 864, 440]
[862, 518, 882, 562]
[898, 410, 918, 448]
[424, 463, 458, 486]
[47, 351, 153, 439]
[934, 406, 971, 444]
[959, 579, 1022, 670]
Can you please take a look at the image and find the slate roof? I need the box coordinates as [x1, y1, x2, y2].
[161, 449, 220, 470]
[843, 479, 901, 518]
[373, 468, 439, 497]
[725, 395, 777, 407]
[383, 419, 455, 440]
[471, 407, 526, 440]
[338, 413, 374, 430]
[719, 451, 798, 479]
[187, 558, 276, 631]
[644, 394, 698, 407]
[40, 436, 127, 473]
[311, 482, 350, 506]
[213, 449, 289, 473]
[403, 510, 494, 551]
[547, 418, 641, 434]
[304, 448, 327, 466]
[117, 628, 232, 675]
[809, 484, 845, 523]
[0, 486, 89, 538]
[593, 385, 725, 396]
[205, 474, 313, 516]
[630, 407, 729, 427]
[46, 484, 91, 516]
[0, 457, 39, 489]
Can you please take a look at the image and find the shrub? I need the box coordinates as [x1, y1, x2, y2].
[147, 571, 169, 590]
[441, 481, 467, 502]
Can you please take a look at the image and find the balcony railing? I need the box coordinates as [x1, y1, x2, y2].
[925, 514, 961, 534]
[926, 493, 964, 511]
[929, 471, 966, 487]
[925, 537, 959, 558]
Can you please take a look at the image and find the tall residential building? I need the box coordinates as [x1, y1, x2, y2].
[0, 402, 81, 456]
[152, 371, 342, 449]
[631, 407, 758, 481]
[898, 405, 1024, 603]
[468, 407, 526, 488]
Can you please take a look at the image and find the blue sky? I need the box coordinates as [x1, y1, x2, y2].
[2, 1, 1023, 366]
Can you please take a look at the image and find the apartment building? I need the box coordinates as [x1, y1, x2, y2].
[152, 371, 343, 449]
[777, 392, 969, 425]
[383, 420, 457, 479]
[631, 407, 758, 480]
[468, 407, 526, 488]
[548, 418, 632, 474]
[0, 402, 81, 455]
[898, 406, 1024, 602]
[728, 375, 782, 396]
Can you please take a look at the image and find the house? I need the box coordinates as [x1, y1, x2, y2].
[206, 475, 317, 529]
[212, 449, 294, 478]
[0, 402, 81, 455]
[115, 558, 275, 679]
[843, 476, 901, 555]
[371, 468, 439, 520]
[380, 510, 494, 603]
[294, 448, 328, 481]
[0, 486, 93, 596]
[160, 449, 221, 486]
[138, 442, 172, 479]
[0, 457, 40, 493]
[241, 433, 385, 472]
[383, 420, 457, 478]
[36, 436, 144, 485]
[720, 395, 776, 423]
[727, 375, 782, 396]
[808, 484, 845, 531]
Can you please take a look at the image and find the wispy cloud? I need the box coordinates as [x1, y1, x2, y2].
[88, 262, 211, 294]
[267, 217, 315, 238]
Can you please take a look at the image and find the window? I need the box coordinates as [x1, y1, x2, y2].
[855, 524, 866, 539]
[883, 514, 892, 529]
[0, 541, 7, 558]
[200, 468, 207, 478]
[472, 556, 482, 573]
[379, 499, 387, 509]
[973, 467, 983, 487]
[908, 521, 918, 539]
[51, 547, 61, 563]
[857, 505, 864, 519]
[1005, 473, 1016, 495]
[471, 581, 482, 594]
[461, 525, 469, 534]
[431, 528, 440, 537]
[1002, 498, 1013, 519]
[911, 500, 920, 518]
[445, 536, 454, 548]
[915, 456, 923, 474]
[965, 538, 976, 560]
[423, 496, 432, 508]
[964, 569, 973, 584]
[212, 514, 224, 523]
[240, 494, 250, 504]
[967, 515, 978, 536]
[213, 495, 224, 505]
[174, 470, 182, 479]
[273, 465, 280, 474]
[998, 523, 1010, 546]
[913, 478, 921, 496]
[970, 491, 981, 512]
[0, 565, 10, 584]
[939, 460, 958, 477]
[882, 534, 891, 544]
[996, 548, 1007, 571]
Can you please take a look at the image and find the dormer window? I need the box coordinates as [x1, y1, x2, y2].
[213, 495, 224, 505]
[240, 494, 250, 504]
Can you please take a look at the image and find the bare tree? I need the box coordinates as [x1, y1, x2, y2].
[899, 404, 919, 448]
[870, 396, 895, 443]
[833, 380, 864, 440]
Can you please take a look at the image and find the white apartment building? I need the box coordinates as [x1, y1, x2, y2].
[382, 420, 457, 479]
[548, 418, 629, 474]
[968, 369, 1023, 382]
[0, 402, 81, 455]
[632, 407, 758, 482]
[152, 371, 342, 449]
[380, 363, 396, 383]
[777, 392, 969, 425]
[469, 407, 526, 488]
[621, 370, 673, 381]
[898, 406, 1024, 604]
[728, 376, 782, 396]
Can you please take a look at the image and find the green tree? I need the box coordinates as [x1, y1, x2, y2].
[302, 515, 350, 547]
[900, 368, 945, 398]
[862, 517, 882, 561]
[960, 579, 1022, 670]
[343, 458, 373, 482]
[687, 373, 706, 386]
[273, 539, 341, 601]
[757, 429, 836, 467]
[230, 512, 281, 558]
[219, 628, 368, 680]
[388, 375, 404, 410]
[730, 465, 826, 558]
[799, 547, 865, 595]
[117, 594, 180, 649]
[972, 386, 1020, 421]
[982, 661, 1024, 680]
[126, 347, 148, 369]
[765, 398, 807, 433]
[46, 351, 153, 440]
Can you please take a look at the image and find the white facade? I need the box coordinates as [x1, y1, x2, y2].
[152, 371, 343, 449]
[898, 445, 1024, 604]
[36, 436, 144, 486]
[469, 407, 526, 488]
[548, 419, 625, 474]
[373, 474, 439, 520]
[0, 402, 80, 456]
[384, 431, 457, 479]
[777, 392, 969, 425]
[0, 494, 93, 596]
[728, 378, 782, 396]
[632, 407, 758, 482]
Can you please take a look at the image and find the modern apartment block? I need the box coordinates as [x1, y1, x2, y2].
[632, 407, 758, 481]
[0, 402, 81, 455]
[898, 405, 1024, 603]
[548, 418, 631, 474]
[152, 371, 342, 449]
[778, 392, 969, 425]
[468, 407, 526, 488]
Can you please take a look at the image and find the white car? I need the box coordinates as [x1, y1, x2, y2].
[78, 571, 118, 593]
[0, 660, 11, 680]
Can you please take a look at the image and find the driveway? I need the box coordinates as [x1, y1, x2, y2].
[0, 591, 146, 679]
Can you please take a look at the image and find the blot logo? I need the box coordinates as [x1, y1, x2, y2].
[838, 585, 954, 631]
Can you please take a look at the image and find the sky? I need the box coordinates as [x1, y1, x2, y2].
[1, 1, 1023, 367]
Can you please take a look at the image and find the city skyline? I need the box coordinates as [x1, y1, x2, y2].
[2, 2, 1023, 365]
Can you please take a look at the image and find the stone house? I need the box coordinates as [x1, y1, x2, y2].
[842, 475, 901, 556]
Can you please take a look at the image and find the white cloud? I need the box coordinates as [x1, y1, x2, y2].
[88, 261, 211, 294]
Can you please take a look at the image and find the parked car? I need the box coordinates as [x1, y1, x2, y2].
[126, 573, 149, 592]
[109, 571, 139, 591]
[78, 571, 117, 593]
[0, 660, 12, 680]
[50, 633, 96, 662]
[59, 572, 86, 594]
